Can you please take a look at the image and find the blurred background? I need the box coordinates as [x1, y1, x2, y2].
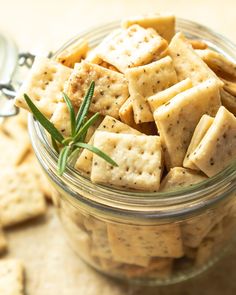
[0, 0, 235, 54]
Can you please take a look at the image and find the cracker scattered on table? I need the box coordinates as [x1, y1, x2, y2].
[0, 225, 7, 254]
[220, 88, 236, 115]
[97, 24, 168, 73]
[168, 32, 222, 86]
[160, 167, 207, 192]
[148, 78, 192, 112]
[15, 56, 72, 119]
[55, 38, 89, 68]
[183, 115, 214, 170]
[154, 78, 221, 168]
[189, 106, 236, 177]
[0, 259, 24, 295]
[75, 116, 140, 176]
[91, 131, 163, 191]
[107, 222, 183, 258]
[196, 48, 236, 80]
[126, 56, 178, 123]
[0, 166, 47, 227]
[121, 13, 175, 42]
[65, 61, 129, 118]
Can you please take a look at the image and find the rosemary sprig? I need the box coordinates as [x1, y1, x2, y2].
[24, 81, 118, 175]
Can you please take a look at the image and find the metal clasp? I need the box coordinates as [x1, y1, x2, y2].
[0, 52, 35, 118]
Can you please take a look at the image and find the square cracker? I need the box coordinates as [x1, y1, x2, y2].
[148, 78, 192, 112]
[121, 13, 175, 42]
[0, 166, 47, 227]
[0, 226, 7, 254]
[97, 24, 168, 73]
[75, 116, 140, 176]
[15, 56, 72, 119]
[55, 38, 89, 68]
[160, 167, 207, 192]
[126, 56, 178, 123]
[154, 78, 221, 168]
[220, 88, 236, 115]
[91, 131, 162, 191]
[183, 115, 214, 170]
[50, 102, 71, 136]
[196, 48, 236, 80]
[65, 61, 129, 118]
[107, 222, 183, 258]
[168, 32, 222, 86]
[189, 106, 236, 177]
[0, 259, 24, 295]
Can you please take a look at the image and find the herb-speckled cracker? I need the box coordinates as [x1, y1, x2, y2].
[91, 131, 162, 191]
[0, 166, 47, 227]
[15, 56, 72, 119]
[97, 24, 168, 73]
[189, 106, 236, 177]
[126, 56, 178, 123]
[148, 78, 192, 112]
[196, 48, 236, 80]
[65, 61, 129, 118]
[121, 13, 175, 42]
[184, 115, 214, 170]
[56, 38, 89, 68]
[75, 116, 140, 176]
[0, 260, 24, 295]
[220, 88, 236, 115]
[160, 167, 207, 192]
[154, 79, 221, 168]
[107, 223, 183, 258]
[50, 102, 71, 136]
[168, 32, 222, 86]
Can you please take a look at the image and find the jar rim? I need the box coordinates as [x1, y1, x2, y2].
[29, 18, 236, 218]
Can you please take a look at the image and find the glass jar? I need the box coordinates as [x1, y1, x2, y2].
[28, 19, 236, 285]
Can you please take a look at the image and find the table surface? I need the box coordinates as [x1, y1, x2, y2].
[1, 0, 236, 294]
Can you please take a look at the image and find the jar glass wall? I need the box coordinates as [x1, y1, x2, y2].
[28, 19, 236, 285]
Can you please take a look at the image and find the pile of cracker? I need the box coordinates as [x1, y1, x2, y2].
[0, 111, 52, 294]
[14, 13, 236, 193]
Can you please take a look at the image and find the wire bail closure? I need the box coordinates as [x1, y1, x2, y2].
[0, 52, 35, 118]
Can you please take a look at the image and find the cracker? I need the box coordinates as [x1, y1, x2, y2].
[0, 226, 7, 254]
[75, 116, 140, 176]
[222, 78, 236, 96]
[154, 78, 221, 168]
[65, 61, 129, 118]
[220, 88, 236, 115]
[195, 239, 214, 266]
[55, 38, 89, 68]
[107, 222, 183, 258]
[50, 102, 71, 136]
[0, 166, 47, 227]
[181, 209, 225, 248]
[121, 13, 175, 42]
[168, 32, 222, 86]
[160, 167, 207, 192]
[15, 56, 72, 119]
[196, 48, 236, 80]
[148, 78, 192, 112]
[189, 106, 236, 177]
[183, 115, 214, 170]
[91, 131, 162, 191]
[0, 259, 24, 295]
[97, 24, 168, 73]
[126, 56, 178, 123]
[188, 39, 208, 50]
[91, 227, 113, 260]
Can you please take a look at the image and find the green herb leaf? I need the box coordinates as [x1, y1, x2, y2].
[62, 92, 76, 136]
[75, 81, 95, 133]
[24, 94, 64, 144]
[73, 112, 100, 143]
[51, 135, 60, 154]
[74, 142, 118, 167]
[57, 146, 71, 175]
